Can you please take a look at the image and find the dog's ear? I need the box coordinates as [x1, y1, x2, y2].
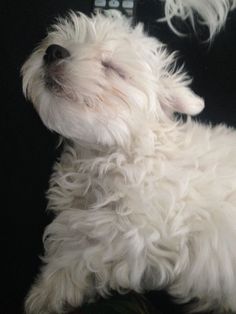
[159, 76, 205, 116]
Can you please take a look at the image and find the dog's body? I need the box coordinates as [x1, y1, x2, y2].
[28, 121, 236, 314]
[22, 9, 236, 314]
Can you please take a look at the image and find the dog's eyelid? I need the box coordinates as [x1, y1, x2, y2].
[101, 60, 126, 79]
[101, 60, 114, 69]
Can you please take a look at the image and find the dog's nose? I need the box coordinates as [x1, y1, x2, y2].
[44, 44, 70, 64]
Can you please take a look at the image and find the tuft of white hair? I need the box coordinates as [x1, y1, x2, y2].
[162, 0, 236, 39]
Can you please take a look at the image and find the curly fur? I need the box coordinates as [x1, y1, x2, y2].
[162, 0, 236, 39]
[22, 11, 236, 314]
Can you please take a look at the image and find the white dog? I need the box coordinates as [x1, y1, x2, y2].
[22, 8, 236, 314]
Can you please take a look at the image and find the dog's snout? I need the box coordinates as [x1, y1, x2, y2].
[44, 44, 70, 64]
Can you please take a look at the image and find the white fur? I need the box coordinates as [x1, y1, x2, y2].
[22, 11, 236, 314]
[161, 0, 236, 39]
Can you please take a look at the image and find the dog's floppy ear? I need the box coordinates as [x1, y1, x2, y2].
[159, 76, 205, 116]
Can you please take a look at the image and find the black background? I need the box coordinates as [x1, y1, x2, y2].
[2, 1, 236, 313]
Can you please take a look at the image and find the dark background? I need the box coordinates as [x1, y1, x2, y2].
[2, 1, 236, 313]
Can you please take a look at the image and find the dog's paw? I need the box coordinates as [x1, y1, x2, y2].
[24, 273, 84, 314]
[25, 285, 56, 314]
[25, 281, 72, 314]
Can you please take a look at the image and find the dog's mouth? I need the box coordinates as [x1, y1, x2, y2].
[45, 72, 63, 94]
[44, 63, 65, 91]
[44, 72, 56, 85]
[44, 66, 77, 101]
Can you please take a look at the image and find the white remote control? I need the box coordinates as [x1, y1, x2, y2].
[92, 0, 137, 18]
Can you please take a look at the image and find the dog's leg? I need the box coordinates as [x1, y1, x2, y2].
[25, 261, 94, 314]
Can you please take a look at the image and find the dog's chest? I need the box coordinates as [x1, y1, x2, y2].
[48, 128, 236, 237]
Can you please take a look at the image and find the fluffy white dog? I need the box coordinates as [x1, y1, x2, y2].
[22, 8, 236, 314]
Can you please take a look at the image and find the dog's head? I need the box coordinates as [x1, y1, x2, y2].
[22, 11, 204, 147]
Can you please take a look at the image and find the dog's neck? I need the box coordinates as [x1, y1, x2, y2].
[68, 132, 155, 160]
[63, 118, 184, 164]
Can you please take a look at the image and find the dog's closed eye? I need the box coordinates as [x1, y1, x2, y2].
[102, 60, 126, 79]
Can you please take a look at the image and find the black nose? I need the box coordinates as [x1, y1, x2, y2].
[44, 44, 70, 64]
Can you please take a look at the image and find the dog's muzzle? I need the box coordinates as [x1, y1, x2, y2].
[43, 45, 70, 94]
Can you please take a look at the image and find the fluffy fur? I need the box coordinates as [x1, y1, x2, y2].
[161, 0, 236, 39]
[22, 10, 236, 314]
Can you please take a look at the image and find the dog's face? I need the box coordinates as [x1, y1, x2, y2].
[22, 11, 204, 147]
